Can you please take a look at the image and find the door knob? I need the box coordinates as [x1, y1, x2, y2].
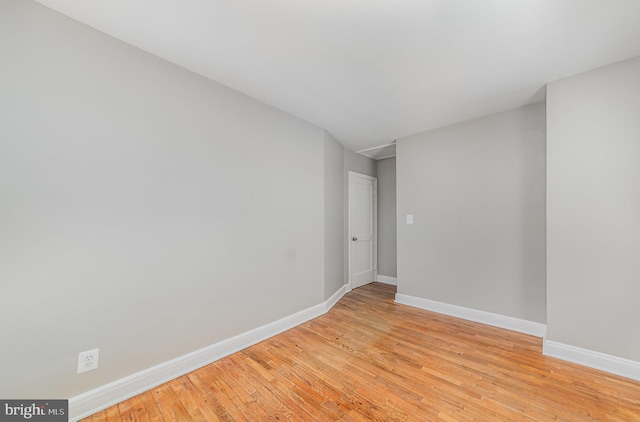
[352, 236, 358, 241]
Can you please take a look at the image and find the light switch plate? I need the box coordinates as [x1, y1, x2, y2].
[406, 214, 414, 224]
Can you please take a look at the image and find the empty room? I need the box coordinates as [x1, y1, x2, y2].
[2, 0, 640, 420]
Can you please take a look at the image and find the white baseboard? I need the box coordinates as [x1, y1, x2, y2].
[376, 275, 397, 285]
[69, 283, 350, 421]
[394, 293, 547, 338]
[543, 340, 640, 382]
[393, 293, 640, 382]
[325, 283, 349, 310]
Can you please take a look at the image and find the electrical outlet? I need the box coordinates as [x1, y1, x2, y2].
[77, 348, 99, 374]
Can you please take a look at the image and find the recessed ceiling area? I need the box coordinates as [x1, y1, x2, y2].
[34, 0, 640, 152]
[357, 142, 396, 160]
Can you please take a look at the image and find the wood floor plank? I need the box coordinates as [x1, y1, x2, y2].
[81, 283, 640, 421]
[168, 377, 208, 421]
[104, 403, 122, 422]
[126, 395, 152, 422]
[137, 390, 166, 422]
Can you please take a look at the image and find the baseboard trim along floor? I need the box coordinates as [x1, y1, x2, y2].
[69, 284, 351, 421]
[394, 293, 547, 337]
[395, 292, 640, 382]
[543, 339, 640, 382]
[376, 275, 397, 285]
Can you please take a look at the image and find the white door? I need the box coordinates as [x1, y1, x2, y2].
[349, 172, 377, 289]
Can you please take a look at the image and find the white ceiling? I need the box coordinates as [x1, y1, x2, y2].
[34, 0, 640, 152]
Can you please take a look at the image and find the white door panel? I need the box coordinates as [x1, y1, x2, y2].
[349, 172, 377, 289]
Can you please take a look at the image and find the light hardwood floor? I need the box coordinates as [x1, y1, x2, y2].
[83, 283, 640, 421]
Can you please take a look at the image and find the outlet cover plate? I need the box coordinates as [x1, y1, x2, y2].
[77, 348, 100, 374]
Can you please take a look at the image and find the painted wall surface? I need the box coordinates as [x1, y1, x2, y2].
[377, 157, 397, 278]
[344, 149, 377, 178]
[324, 131, 345, 299]
[397, 103, 546, 323]
[0, 0, 326, 398]
[547, 56, 640, 361]
[343, 149, 377, 285]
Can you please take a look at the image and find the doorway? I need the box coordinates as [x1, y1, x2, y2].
[348, 171, 377, 289]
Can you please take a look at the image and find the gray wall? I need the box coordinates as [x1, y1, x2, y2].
[324, 131, 345, 299]
[0, 0, 329, 399]
[344, 149, 377, 178]
[343, 149, 377, 284]
[547, 56, 640, 361]
[397, 103, 546, 323]
[376, 157, 397, 278]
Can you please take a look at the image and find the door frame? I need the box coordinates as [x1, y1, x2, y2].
[347, 171, 378, 290]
